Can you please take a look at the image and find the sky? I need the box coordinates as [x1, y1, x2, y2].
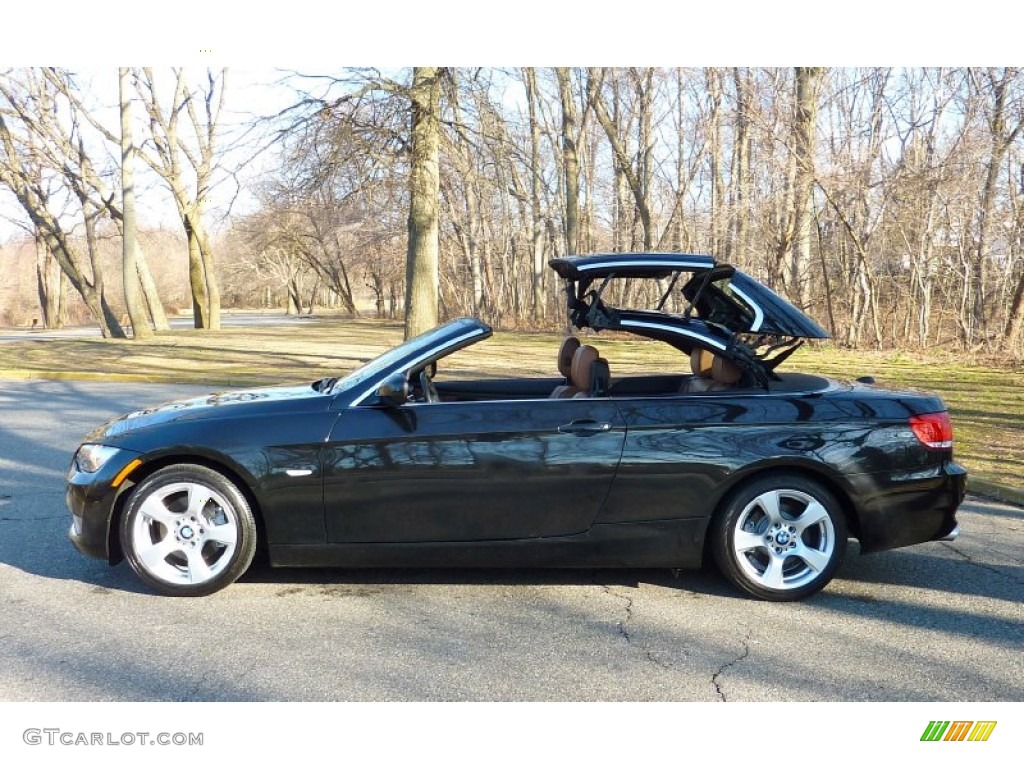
[4, 2, 1014, 68]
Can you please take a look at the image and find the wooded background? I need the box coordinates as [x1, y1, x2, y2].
[2, 67, 1023, 355]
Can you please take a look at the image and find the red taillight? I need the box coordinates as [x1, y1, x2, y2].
[909, 412, 953, 450]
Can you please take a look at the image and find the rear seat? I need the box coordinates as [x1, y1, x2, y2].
[572, 352, 611, 398]
[685, 348, 741, 392]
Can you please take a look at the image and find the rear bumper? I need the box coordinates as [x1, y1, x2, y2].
[852, 461, 967, 553]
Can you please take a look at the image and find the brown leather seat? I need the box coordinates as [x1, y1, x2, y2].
[556, 336, 580, 380]
[686, 347, 716, 392]
[551, 344, 600, 398]
[570, 347, 611, 398]
[686, 348, 742, 392]
[550, 337, 581, 398]
[711, 355, 742, 386]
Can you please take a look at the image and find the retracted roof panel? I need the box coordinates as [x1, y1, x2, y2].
[550, 253, 829, 339]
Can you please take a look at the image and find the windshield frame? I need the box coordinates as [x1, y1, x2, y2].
[331, 318, 492, 405]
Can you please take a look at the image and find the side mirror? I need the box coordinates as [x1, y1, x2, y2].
[375, 373, 410, 406]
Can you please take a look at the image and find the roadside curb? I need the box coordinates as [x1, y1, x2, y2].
[966, 478, 1024, 509]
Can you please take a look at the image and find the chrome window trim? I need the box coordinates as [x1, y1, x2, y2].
[727, 284, 764, 333]
[575, 258, 711, 273]
[619, 319, 728, 351]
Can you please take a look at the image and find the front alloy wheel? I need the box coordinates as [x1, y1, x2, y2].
[120, 464, 257, 597]
[712, 474, 847, 601]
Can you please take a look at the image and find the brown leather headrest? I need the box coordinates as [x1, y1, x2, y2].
[558, 337, 581, 378]
[691, 347, 714, 378]
[571, 345, 599, 390]
[712, 355, 742, 385]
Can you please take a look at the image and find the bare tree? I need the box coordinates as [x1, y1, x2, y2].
[968, 68, 1024, 347]
[588, 67, 656, 251]
[0, 70, 125, 337]
[132, 68, 226, 329]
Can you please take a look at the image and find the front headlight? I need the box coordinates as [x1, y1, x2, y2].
[74, 444, 120, 473]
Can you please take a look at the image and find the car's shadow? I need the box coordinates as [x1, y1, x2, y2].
[234, 556, 734, 595]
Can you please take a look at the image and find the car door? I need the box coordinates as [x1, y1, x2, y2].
[598, 393, 755, 526]
[322, 397, 626, 543]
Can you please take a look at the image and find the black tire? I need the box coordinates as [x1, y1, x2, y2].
[711, 474, 847, 601]
[120, 464, 257, 597]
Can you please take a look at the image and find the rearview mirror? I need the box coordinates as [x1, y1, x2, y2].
[375, 373, 410, 406]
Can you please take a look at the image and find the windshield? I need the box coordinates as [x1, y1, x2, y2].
[331, 319, 489, 394]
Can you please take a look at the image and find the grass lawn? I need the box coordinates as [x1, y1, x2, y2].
[1, 316, 1020, 489]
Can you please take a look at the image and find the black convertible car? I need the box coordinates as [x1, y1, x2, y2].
[67, 253, 966, 600]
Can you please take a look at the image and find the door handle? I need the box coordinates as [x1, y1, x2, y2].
[558, 420, 612, 435]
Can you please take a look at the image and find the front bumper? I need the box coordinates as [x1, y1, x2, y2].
[852, 461, 967, 553]
[66, 449, 141, 562]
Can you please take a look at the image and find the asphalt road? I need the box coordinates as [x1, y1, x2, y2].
[0, 380, 1021, 701]
[0, 313, 313, 344]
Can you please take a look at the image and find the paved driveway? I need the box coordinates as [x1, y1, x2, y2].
[0, 380, 1021, 701]
[0, 313, 312, 344]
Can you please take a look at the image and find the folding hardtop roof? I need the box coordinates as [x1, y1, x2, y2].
[549, 253, 716, 281]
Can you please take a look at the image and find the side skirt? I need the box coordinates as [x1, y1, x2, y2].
[269, 519, 709, 570]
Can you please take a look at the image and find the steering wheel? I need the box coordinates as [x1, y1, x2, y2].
[418, 362, 439, 403]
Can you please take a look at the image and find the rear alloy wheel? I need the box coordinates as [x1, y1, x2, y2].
[712, 475, 847, 601]
[120, 464, 257, 597]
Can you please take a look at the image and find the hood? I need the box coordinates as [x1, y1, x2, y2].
[86, 383, 326, 442]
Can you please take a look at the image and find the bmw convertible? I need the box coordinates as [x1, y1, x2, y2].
[66, 253, 966, 600]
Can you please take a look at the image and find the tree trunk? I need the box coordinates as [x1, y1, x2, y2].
[120, 68, 153, 340]
[136, 253, 170, 331]
[556, 68, 580, 256]
[404, 67, 443, 339]
[286, 278, 301, 314]
[706, 68, 724, 256]
[730, 68, 752, 263]
[184, 219, 211, 328]
[194, 222, 221, 329]
[1005, 271, 1024, 352]
[56, 269, 68, 328]
[524, 69, 547, 323]
[790, 67, 825, 308]
[34, 233, 58, 328]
